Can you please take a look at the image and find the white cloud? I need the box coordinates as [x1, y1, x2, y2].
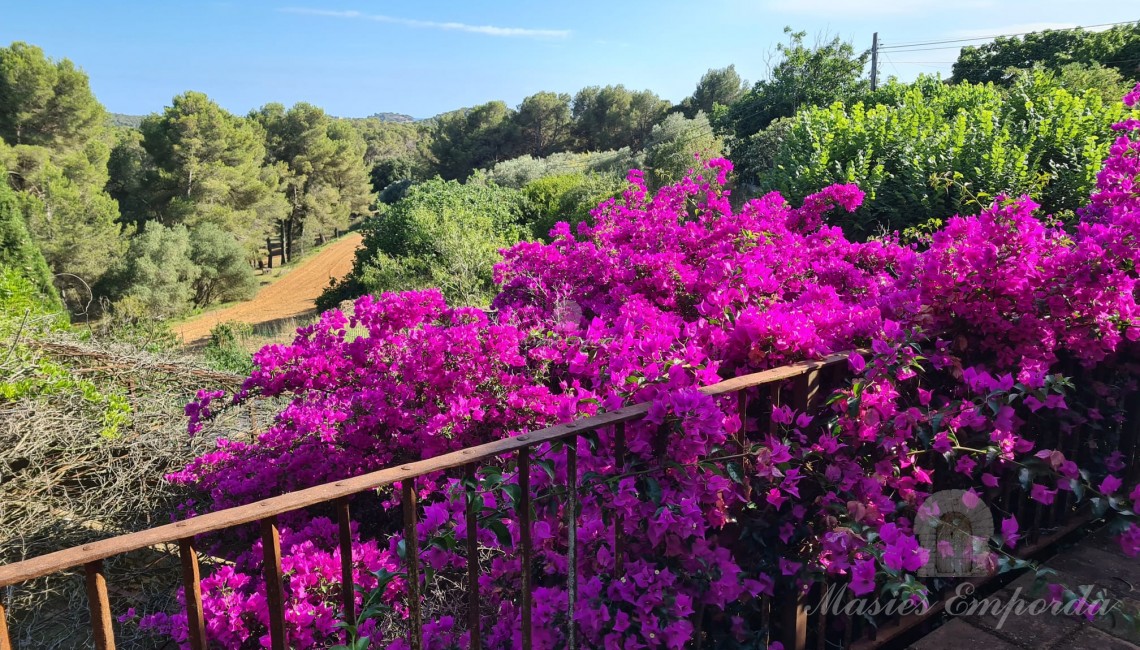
[279, 7, 571, 39]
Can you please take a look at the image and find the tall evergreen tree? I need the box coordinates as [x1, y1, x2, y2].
[0, 42, 122, 295]
[0, 42, 104, 149]
[252, 102, 374, 259]
[1, 133, 124, 288]
[428, 101, 518, 180]
[141, 91, 286, 249]
[680, 66, 746, 117]
[572, 85, 669, 151]
[513, 92, 573, 157]
[106, 128, 155, 232]
[0, 180, 59, 307]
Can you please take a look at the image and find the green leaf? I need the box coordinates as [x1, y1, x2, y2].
[1070, 479, 1085, 502]
[486, 520, 513, 547]
[1090, 497, 1109, 518]
[643, 476, 663, 505]
[535, 458, 556, 481]
[480, 466, 503, 487]
[503, 483, 522, 507]
[726, 462, 744, 484]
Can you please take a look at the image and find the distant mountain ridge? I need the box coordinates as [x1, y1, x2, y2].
[108, 111, 418, 129]
[367, 112, 417, 123]
[109, 113, 144, 128]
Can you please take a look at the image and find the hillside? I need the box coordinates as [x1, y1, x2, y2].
[368, 111, 417, 122]
[175, 232, 363, 344]
[108, 112, 144, 128]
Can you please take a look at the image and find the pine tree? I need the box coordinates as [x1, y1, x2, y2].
[252, 103, 374, 259]
[141, 91, 286, 250]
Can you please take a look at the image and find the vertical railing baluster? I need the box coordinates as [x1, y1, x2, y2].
[613, 422, 626, 576]
[465, 464, 482, 650]
[0, 588, 10, 650]
[566, 438, 579, 650]
[403, 481, 423, 650]
[815, 579, 827, 650]
[519, 447, 533, 650]
[336, 496, 355, 641]
[178, 538, 207, 650]
[261, 517, 287, 650]
[793, 373, 810, 412]
[737, 389, 749, 439]
[1125, 380, 1140, 480]
[782, 589, 808, 650]
[760, 594, 771, 647]
[768, 384, 782, 435]
[84, 560, 115, 650]
[804, 369, 820, 410]
[788, 377, 810, 650]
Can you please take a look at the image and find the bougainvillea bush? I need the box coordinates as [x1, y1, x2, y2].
[136, 84, 1140, 649]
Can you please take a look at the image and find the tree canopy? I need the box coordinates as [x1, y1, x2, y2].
[253, 102, 374, 259]
[513, 91, 573, 158]
[141, 91, 286, 248]
[0, 42, 104, 149]
[679, 65, 747, 118]
[722, 28, 869, 139]
[572, 85, 670, 151]
[952, 22, 1140, 86]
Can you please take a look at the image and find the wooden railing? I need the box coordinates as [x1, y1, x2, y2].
[0, 353, 850, 650]
[1, 350, 1135, 650]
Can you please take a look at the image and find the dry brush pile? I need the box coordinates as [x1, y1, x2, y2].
[0, 310, 277, 648]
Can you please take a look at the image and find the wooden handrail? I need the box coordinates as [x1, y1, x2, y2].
[0, 351, 851, 650]
[0, 351, 848, 589]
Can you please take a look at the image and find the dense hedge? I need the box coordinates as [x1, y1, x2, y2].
[751, 73, 1129, 237]
[319, 179, 532, 309]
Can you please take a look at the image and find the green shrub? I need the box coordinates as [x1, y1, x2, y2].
[0, 265, 66, 336]
[755, 72, 1130, 236]
[203, 321, 254, 374]
[484, 148, 641, 188]
[189, 222, 257, 307]
[103, 224, 199, 318]
[320, 178, 530, 309]
[521, 173, 626, 240]
[94, 295, 180, 353]
[643, 112, 724, 189]
[0, 182, 59, 308]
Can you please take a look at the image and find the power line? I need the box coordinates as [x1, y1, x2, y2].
[901, 55, 1140, 70]
[880, 53, 903, 78]
[488, 21, 1140, 178]
[878, 19, 1139, 51]
[881, 45, 987, 54]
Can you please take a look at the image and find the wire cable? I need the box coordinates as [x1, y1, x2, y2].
[878, 19, 1138, 51]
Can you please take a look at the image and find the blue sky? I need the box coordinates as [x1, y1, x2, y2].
[1, 1, 1136, 119]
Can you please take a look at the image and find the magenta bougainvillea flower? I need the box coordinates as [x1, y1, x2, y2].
[138, 84, 1140, 649]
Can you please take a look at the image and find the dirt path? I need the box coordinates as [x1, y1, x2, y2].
[176, 233, 363, 345]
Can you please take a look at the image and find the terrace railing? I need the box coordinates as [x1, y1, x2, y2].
[0, 350, 1134, 650]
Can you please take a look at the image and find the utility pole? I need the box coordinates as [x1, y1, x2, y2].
[870, 32, 879, 91]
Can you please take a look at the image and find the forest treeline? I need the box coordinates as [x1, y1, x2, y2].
[2, 21, 1139, 322]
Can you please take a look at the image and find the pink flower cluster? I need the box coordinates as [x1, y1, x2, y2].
[143, 84, 1140, 648]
